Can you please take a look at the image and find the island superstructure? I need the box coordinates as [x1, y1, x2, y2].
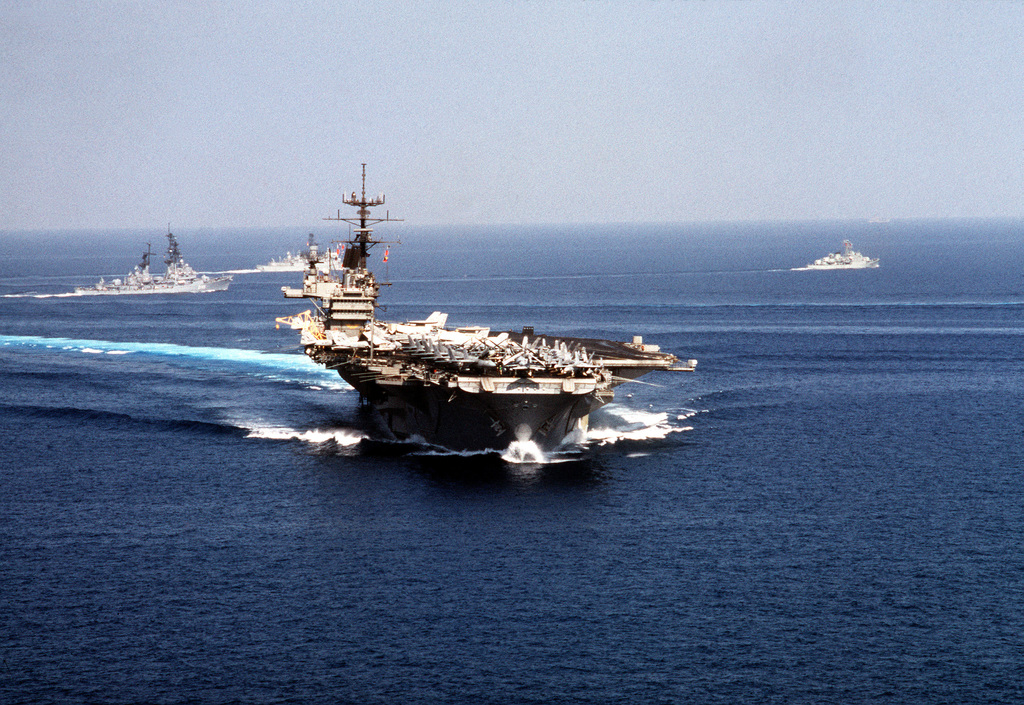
[277, 166, 696, 451]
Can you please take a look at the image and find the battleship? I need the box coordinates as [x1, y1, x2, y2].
[794, 239, 879, 270]
[276, 166, 696, 452]
[257, 233, 341, 272]
[75, 232, 232, 295]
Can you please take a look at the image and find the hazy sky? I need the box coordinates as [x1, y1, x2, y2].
[2, 1, 1023, 230]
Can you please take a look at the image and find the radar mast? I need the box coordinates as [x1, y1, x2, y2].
[324, 163, 402, 269]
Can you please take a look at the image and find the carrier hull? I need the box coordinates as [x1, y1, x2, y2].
[347, 372, 604, 451]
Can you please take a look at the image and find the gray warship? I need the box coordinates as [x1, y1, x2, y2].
[795, 239, 879, 270]
[75, 231, 232, 295]
[277, 166, 696, 452]
[257, 233, 341, 272]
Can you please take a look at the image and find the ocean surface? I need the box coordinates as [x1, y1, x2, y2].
[2, 219, 1023, 703]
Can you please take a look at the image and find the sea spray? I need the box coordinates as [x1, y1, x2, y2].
[502, 439, 548, 464]
[244, 425, 365, 446]
[585, 404, 697, 445]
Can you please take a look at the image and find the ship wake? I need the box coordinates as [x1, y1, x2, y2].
[0, 334, 348, 390]
[2, 291, 89, 298]
[243, 424, 366, 446]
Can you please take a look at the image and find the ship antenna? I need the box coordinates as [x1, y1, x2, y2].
[324, 163, 402, 269]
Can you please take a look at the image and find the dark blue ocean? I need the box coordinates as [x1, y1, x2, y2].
[2, 219, 1023, 703]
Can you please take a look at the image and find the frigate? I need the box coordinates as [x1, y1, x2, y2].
[276, 166, 696, 452]
[75, 231, 232, 295]
[795, 239, 879, 270]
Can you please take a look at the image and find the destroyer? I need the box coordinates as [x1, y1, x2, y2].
[277, 166, 696, 452]
[257, 233, 340, 272]
[795, 239, 879, 270]
[75, 231, 232, 295]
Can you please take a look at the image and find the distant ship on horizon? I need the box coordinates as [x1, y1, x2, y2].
[256, 233, 341, 272]
[74, 231, 232, 295]
[793, 239, 879, 271]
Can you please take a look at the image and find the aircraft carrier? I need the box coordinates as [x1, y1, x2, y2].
[277, 166, 696, 452]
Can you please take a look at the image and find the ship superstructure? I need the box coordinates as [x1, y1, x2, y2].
[278, 166, 696, 451]
[75, 231, 232, 295]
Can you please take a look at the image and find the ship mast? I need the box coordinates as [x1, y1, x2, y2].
[324, 163, 402, 269]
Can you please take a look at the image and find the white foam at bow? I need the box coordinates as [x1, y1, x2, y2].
[502, 440, 548, 464]
[585, 404, 696, 446]
[244, 425, 365, 446]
